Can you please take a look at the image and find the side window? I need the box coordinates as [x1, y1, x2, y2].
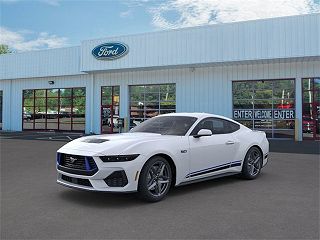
[228, 121, 240, 133]
[191, 118, 214, 135]
[191, 117, 240, 135]
[211, 119, 225, 134]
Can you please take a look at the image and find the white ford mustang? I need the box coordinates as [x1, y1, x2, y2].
[57, 113, 269, 202]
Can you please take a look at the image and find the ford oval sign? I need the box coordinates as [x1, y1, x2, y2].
[92, 42, 128, 60]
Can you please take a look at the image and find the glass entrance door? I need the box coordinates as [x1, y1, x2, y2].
[302, 78, 320, 140]
[101, 86, 120, 134]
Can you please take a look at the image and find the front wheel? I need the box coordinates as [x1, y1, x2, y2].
[241, 147, 262, 180]
[138, 156, 172, 202]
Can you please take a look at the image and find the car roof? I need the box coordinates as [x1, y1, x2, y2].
[158, 112, 231, 120]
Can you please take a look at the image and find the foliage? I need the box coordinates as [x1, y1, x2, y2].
[0, 45, 12, 54]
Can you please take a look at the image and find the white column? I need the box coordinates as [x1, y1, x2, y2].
[120, 83, 129, 131]
[295, 77, 303, 141]
[85, 74, 95, 134]
[3, 80, 12, 131]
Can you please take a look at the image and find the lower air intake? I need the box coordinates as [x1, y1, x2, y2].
[104, 170, 128, 187]
[61, 174, 92, 187]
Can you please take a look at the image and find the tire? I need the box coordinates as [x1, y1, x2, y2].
[138, 156, 172, 202]
[241, 147, 263, 180]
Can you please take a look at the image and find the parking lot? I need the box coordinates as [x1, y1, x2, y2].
[1, 132, 319, 239]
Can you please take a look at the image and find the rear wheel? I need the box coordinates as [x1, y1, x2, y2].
[138, 156, 172, 202]
[241, 147, 262, 180]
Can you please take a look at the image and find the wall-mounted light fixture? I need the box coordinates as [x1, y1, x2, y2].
[48, 81, 55, 85]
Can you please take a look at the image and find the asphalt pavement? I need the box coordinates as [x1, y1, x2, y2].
[0, 132, 319, 239]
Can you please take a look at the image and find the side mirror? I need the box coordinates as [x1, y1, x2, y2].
[193, 129, 212, 138]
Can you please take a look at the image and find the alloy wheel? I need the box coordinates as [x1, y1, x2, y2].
[146, 161, 170, 197]
[247, 149, 262, 177]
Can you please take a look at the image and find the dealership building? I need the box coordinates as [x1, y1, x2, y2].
[0, 14, 319, 141]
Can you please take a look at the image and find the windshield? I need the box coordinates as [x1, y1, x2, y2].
[130, 116, 197, 136]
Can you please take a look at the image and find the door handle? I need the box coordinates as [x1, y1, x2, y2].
[225, 140, 235, 145]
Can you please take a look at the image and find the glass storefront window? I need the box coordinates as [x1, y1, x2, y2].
[73, 97, 86, 106]
[35, 98, 46, 107]
[315, 79, 320, 90]
[253, 120, 273, 129]
[233, 79, 295, 139]
[273, 130, 295, 139]
[145, 93, 159, 102]
[35, 89, 46, 97]
[303, 91, 313, 103]
[274, 99, 295, 109]
[160, 84, 176, 92]
[160, 102, 175, 109]
[273, 80, 295, 98]
[60, 98, 72, 109]
[254, 89, 272, 99]
[47, 98, 59, 109]
[129, 84, 176, 128]
[254, 100, 273, 109]
[273, 120, 294, 129]
[302, 79, 313, 91]
[47, 89, 59, 97]
[233, 100, 253, 109]
[73, 88, 86, 97]
[22, 88, 85, 132]
[237, 120, 253, 129]
[23, 90, 34, 98]
[60, 88, 72, 97]
[253, 80, 273, 90]
[302, 78, 320, 140]
[23, 98, 34, 107]
[145, 85, 160, 93]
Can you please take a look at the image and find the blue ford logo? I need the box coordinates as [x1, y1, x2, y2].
[92, 42, 128, 60]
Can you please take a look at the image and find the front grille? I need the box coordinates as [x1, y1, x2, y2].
[57, 153, 98, 176]
[104, 170, 128, 187]
[60, 154, 97, 170]
[64, 154, 86, 169]
[61, 174, 92, 187]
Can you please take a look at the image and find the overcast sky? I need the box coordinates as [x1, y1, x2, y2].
[1, 0, 319, 52]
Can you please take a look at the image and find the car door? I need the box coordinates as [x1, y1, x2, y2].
[188, 117, 239, 178]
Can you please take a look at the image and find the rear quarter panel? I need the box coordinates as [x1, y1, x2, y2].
[233, 126, 269, 164]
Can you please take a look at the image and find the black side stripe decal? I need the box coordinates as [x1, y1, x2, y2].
[186, 161, 242, 178]
[230, 162, 242, 167]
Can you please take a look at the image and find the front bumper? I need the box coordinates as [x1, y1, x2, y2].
[56, 152, 145, 192]
[262, 153, 269, 168]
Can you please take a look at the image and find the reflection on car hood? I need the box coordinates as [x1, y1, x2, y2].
[58, 132, 175, 155]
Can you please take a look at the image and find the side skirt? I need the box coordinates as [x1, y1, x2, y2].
[177, 172, 239, 187]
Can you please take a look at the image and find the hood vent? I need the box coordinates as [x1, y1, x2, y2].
[81, 138, 109, 143]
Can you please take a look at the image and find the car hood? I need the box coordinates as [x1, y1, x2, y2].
[58, 132, 176, 155]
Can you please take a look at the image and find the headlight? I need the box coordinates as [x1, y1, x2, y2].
[100, 154, 140, 162]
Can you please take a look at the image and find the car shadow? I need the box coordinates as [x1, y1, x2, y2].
[170, 174, 242, 197]
[58, 190, 144, 208]
[57, 174, 245, 207]
[0, 131, 84, 142]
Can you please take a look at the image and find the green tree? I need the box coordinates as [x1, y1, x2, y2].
[0, 45, 12, 54]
